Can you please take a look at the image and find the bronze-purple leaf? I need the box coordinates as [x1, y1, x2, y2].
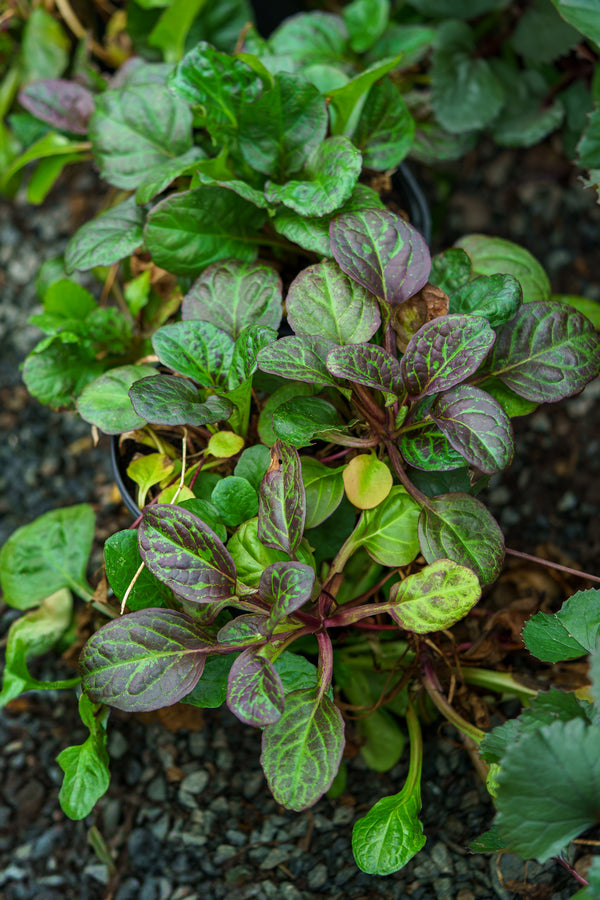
[326, 343, 403, 394]
[259, 561, 315, 629]
[329, 209, 431, 306]
[19, 80, 95, 135]
[258, 441, 306, 556]
[80, 609, 211, 712]
[226, 648, 285, 726]
[138, 504, 236, 603]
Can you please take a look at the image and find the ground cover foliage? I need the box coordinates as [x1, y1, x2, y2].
[1, 0, 600, 891]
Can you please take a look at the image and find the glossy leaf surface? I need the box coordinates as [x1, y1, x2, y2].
[301, 459, 345, 529]
[326, 343, 402, 394]
[258, 442, 306, 556]
[57, 695, 109, 820]
[152, 320, 234, 387]
[456, 234, 550, 303]
[65, 197, 145, 273]
[210, 476, 258, 527]
[449, 274, 522, 328]
[429, 247, 471, 295]
[227, 649, 285, 726]
[259, 561, 315, 629]
[352, 782, 425, 875]
[522, 589, 600, 662]
[258, 336, 339, 389]
[105, 530, 171, 611]
[353, 486, 420, 567]
[343, 455, 393, 510]
[354, 78, 415, 170]
[273, 396, 340, 447]
[389, 559, 480, 633]
[227, 518, 314, 588]
[129, 375, 233, 427]
[431, 385, 514, 474]
[77, 365, 157, 434]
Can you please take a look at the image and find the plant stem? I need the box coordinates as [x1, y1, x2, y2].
[404, 701, 423, 795]
[555, 855, 589, 887]
[421, 657, 485, 743]
[461, 667, 539, 701]
[316, 631, 334, 702]
[385, 440, 428, 506]
[505, 547, 600, 584]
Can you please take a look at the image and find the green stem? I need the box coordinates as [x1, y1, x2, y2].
[462, 667, 539, 702]
[404, 701, 423, 795]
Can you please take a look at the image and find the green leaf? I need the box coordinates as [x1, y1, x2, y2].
[399, 405, 467, 472]
[77, 364, 157, 434]
[354, 78, 415, 171]
[128, 452, 175, 508]
[302, 458, 346, 529]
[258, 336, 340, 390]
[449, 274, 522, 328]
[488, 62, 565, 148]
[261, 688, 345, 811]
[26, 152, 86, 205]
[274, 651, 320, 694]
[0, 506, 94, 609]
[341, 670, 406, 771]
[227, 518, 315, 588]
[207, 431, 245, 459]
[553, 294, 600, 329]
[269, 13, 350, 69]
[0, 132, 89, 189]
[352, 776, 425, 875]
[0, 588, 74, 708]
[406, 0, 508, 14]
[89, 84, 193, 189]
[182, 259, 282, 338]
[431, 21, 505, 133]
[179, 499, 227, 543]
[343, 455, 393, 510]
[65, 198, 145, 273]
[258, 383, 316, 447]
[147, 0, 208, 63]
[153, 320, 234, 387]
[286, 259, 380, 344]
[455, 234, 550, 303]
[264, 136, 361, 217]
[549, 0, 600, 45]
[22, 339, 104, 409]
[210, 476, 258, 527]
[182, 653, 235, 708]
[144, 186, 267, 276]
[258, 441, 306, 556]
[494, 718, 600, 862]
[273, 396, 341, 447]
[234, 445, 271, 491]
[21, 9, 69, 82]
[105, 530, 172, 612]
[57, 694, 110, 820]
[477, 378, 538, 417]
[239, 72, 328, 179]
[260, 561, 316, 629]
[388, 558, 480, 633]
[135, 146, 206, 205]
[343, 0, 390, 53]
[522, 588, 600, 662]
[352, 486, 421, 567]
[227, 649, 285, 726]
[430, 248, 472, 294]
[418, 493, 505, 585]
[328, 56, 403, 136]
[129, 375, 233, 428]
[365, 24, 435, 69]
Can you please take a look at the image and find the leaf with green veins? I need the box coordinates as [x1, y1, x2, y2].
[352, 485, 421, 567]
[261, 688, 345, 811]
[238, 72, 328, 179]
[19, 79, 94, 135]
[21, 9, 69, 81]
[258, 383, 317, 447]
[301, 459, 346, 529]
[57, 694, 110, 820]
[0, 588, 74, 708]
[257, 336, 340, 390]
[258, 442, 306, 556]
[430, 385, 514, 474]
[343, 455, 393, 510]
[399, 407, 467, 472]
[127, 452, 175, 508]
[139, 504, 237, 603]
[429, 248, 472, 295]
[456, 234, 550, 304]
[228, 325, 278, 388]
[553, 294, 600, 329]
[522, 589, 600, 662]
[168, 42, 262, 141]
[388, 558, 480, 633]
[353, 78, 415, 171]
[182, 259, 283, 339]
[418, 493, 505, 585]
[134, 147, 206, 205]
[129, 375, 233, 427]
[401, 314, 495, 398]
[104, 530, 172, 612]
[0, 505, 94, 609]
[273, 396, 341, 447]
[182, 654, 235, 709]
[144, 186, 267, 277]
[76, 364, 157, 434]
[273, 182, 384, 257]
[193, 170, 272, 210]
[476, 378, 538, 417]
[227, 518, 315, 588]
[328, 55, 403, 136]
[259, 562, 316, 629]
[22, 340, 105, 409]
[343, 0, 390, 53]
[210, 476, 258, 528]
[89, 84, 192, 190]
[487, 302, 600, 403]
[431, 21, 504, 134]
[217, 615, 268, 647]
[326, 343, 402, 395]
[549, 0, 600, 45]
[352, 772, 425, 874]
[234, 445, 271, 491]
[0, 133, 91, 189]
[80, 609, 211, 711]
[64, 198, 145, 273]
[494, 718, 600, 862]
[330, 210, 431, 306]
[449, 274, 522, 328]
[265, 136, 361, 217]
[152, 320, 235, 387]
[286, 259, 380, 345]
[178, 499, 227, 543]
[268, 12, 350, 69]
[226, 649, 285, 726]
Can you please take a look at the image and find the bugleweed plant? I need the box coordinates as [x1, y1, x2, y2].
[2, 209, 600, 882]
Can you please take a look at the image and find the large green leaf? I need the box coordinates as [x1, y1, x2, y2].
[134, 146, 206, 205]
[21, 9, 69, 82]
[152, 320, 234, 387]
[77, 364, 157, 434]
[268, 13, 350, 69]
[549, 0, 600, 45]
[261, 688, 345, 811]
[227, 517, 314, 588]
[343, 0, 390, 53]
[273, 396, 341, 447]
[488, 62, 565, 148]
[129, 375, 233, 427]
[65, 197, 145, 273]
[22, 339, 104, 409]
[352, 486, 421, 567]
[147, 0, 208, 63]
[522, 588, 600, 662]
[301, 458, 346, 529]
[88, 84, 193, 189]
[104, 530, 172, 612]
[455, 234, 550, 303]
[144, 186, 267, 276]
[352, 780, 425, 874]
[449, 274, 522, 328]
[327, 56, 403, 136]
[257, 336, 339, 389]
[57, 695, 110, 820]
[388, 558, 481, 633]
[0, 506, 94, 609]
[354, 78, 415, 171]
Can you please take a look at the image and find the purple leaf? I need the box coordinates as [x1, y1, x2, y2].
[226, 649, 285, 726]
[258, 442, 306, 556]
[217, 614, 267, 647]
[330, 209, 431, 306]
[488, 302, 600, 403]
[401, 314, 495, 398]
[19, 80, 95, 135]
[326, 343, 403, 394]
[138, 505, 236, 603]
[80, 609, 210, 712]
[431, 385, 514, 474]
[259, 562, 315, 629]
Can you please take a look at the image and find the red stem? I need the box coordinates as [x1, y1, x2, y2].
[505, 547, 600, 584]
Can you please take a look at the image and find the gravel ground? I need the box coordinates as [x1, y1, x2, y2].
[1, 146, 599, 900]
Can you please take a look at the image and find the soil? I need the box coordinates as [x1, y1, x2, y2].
[1, 134, 600, 900]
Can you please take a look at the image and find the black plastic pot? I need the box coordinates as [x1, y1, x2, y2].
[250, 1, 304, 37]
[110, 162, 431, 516]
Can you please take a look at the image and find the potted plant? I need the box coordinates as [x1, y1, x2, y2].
[3, 206, 600, 885]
